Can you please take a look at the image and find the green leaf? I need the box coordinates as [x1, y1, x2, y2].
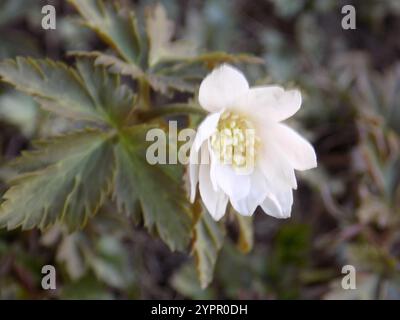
[146, 4, 196, 67]
[192, 204, 225, 288]
[113, 138, 141, 222]
[147, 73, 197, 95]
[145, 51, 263, 94]
[1, 122, 194, 250]
[75, 58, 135, 125]
[0, 91, 38, 136]
[114, 125, 193, 251]
[87, 235, 134, 289]
[67, 3, 262, 97]
[68, 0, 141, 64]
[70, 51, 195, 96]
[0, 129, 116, 231]
[0, 57, 135, 126]
[11, 129, 109, 173]
[70, 51, 143, 78]
[171, 262, 215, 299]
[0, 57, 97, 122]
[72, 51, 196, 94]
[57, 232, 86, 280]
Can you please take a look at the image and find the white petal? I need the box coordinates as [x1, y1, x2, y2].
[213, 163, 251, 201]
[230, 167, 268, 216]
[208, 140, 220, 192]
[199, 160, 228, 220]
[199, 64, 249, 113]
[260, 195, 282, 218]
[189, 143, 199, 203]
[270, 123, 317, 171]
[190, 143, 213, 202]
[276, 188, 293, 216]
[261, 188, 293, 219]
[259, 140, 298, 190]
[193, 112, 222, 152]
[236, 86, 301, 123]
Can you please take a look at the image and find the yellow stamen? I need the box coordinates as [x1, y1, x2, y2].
[211, 111, 259, 171]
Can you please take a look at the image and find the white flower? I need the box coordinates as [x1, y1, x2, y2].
[189, 64, 317, 220]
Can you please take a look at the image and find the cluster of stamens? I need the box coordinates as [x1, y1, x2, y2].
[210, 111, 258, 171]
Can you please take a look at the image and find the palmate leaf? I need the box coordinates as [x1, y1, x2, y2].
[11, 129, 109, 173]
[192, 202, 225, 288]
[68, 0, 141, 64]
[114, 125, 194, 251]
[71, 51, 256, 96]
[68, 1, 262, 96]
[0, 53, 195, 250]
[73, 50, 262, 95]
[0, 129, 115, 230]
[71, 51, 196, 95]
[0, 57, 135, 125]
[70, 51, 144, 78]
[1, 124, 195, 252]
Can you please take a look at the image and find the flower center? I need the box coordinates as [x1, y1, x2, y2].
[210, 111, 258, 171]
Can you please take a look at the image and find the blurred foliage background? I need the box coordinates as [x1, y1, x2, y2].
[0, 0, 400, 299]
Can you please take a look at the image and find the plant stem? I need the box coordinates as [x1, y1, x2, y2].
[136, 104, 207, 122]
[138, 77, 151, 110]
